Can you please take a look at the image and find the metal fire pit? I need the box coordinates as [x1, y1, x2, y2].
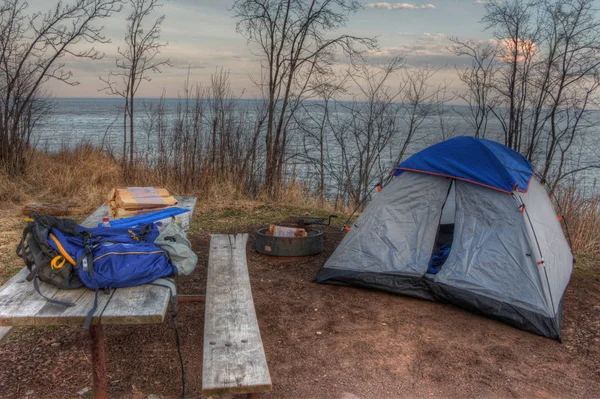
[255, 227, 323, 257]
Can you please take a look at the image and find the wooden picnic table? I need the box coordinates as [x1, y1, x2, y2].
[0, 196, 197, 399]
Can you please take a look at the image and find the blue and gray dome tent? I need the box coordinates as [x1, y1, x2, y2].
[317, 136, 573, 340]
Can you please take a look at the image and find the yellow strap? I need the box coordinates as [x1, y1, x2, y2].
[23, 217, 34, 222]
[48, 233, 76, 265]
[51, 256, 66, 270]
[128, 229, 140, 241]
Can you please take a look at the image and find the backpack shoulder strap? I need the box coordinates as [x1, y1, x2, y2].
[31, 266, 76, 307]
[79, 231, 99, 330]
[16, 222, 33, 261]
[18, 216, 76, 308]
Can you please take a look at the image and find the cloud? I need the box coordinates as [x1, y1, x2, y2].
[474, 0, 488, 4]
[396, 32, 447, 42]
[366, 2, 436, 10]
[366, 33, 465, 68]
[423, 33, 447, 41]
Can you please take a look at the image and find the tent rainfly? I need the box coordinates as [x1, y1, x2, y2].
[317, 136, 573, 340]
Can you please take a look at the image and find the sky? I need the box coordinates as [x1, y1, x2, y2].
[33, 0, 494, 98]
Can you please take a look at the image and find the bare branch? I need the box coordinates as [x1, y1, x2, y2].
[0, 0, 122, 176]
[98, 0, 170, 167]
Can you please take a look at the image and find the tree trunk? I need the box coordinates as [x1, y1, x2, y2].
[263, 97, 276, 194]
[123, 98, 128, 167]
[129, 92, 134, 168]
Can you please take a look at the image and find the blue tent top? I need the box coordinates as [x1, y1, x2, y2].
[393, 136, 534, 193]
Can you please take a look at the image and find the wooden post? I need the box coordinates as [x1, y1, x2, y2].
[89, 324, 109, 399]
[22, 202, 76, 216]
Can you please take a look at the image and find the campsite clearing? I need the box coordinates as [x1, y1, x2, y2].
[0, 204, 598, 398]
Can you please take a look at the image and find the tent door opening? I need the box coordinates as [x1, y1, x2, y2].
[427, 180, 456, 275]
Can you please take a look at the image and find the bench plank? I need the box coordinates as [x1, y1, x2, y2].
[0, 267, 113, 326]
[202, 234, 272, 396]
[0, 268, 59, 326]
[34, 288, 113, 326]
[98, 284, 171, 325]
[0, 274, 16, 340]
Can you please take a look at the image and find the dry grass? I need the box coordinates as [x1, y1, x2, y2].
[0, 145, 338, 213]
[0, 207, 25, 285]
[0, 146, 597, 282]
[0, 144, 121, 214]
[556, 186, 600, 257]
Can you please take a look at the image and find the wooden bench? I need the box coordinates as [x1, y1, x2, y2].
[202, 234, 272, 398]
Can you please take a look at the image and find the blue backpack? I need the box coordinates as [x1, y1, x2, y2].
[47, 223, 175, 289]
[18, 215, 176, 328]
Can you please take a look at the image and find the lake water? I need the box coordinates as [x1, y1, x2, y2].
[33, 98, 600, 192]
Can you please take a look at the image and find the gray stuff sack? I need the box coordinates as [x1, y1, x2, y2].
[155, 223, 198, 275]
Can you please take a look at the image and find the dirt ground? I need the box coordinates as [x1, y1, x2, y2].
[0, 214, 599, 399]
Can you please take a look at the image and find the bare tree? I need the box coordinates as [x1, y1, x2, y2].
[392, 65, 449, 168]
[0, 0, 121, 176]
[140, 70, 268, 196]
[449, 38, 498, 138]
[534, 0, 600, 188]
[233, 0, 377, 197]
[483, 0, 541, 151]
[100, 0, 170, 167]
[293, 58, 450, 208]
[452, 0, 600, 191]
[434, 84, 458, 141]
[296, 73, 348, 202]
[326, 58, 406, 207]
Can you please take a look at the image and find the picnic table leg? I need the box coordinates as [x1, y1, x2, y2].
[247, 394, 260, 399]
[89, 324, 109, 399]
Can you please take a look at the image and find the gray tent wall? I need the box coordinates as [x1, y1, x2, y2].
[317, 172, 571, 340]
[317, 172, 450, 299]
[518, 179, 573, 331]
[431, 180, 561, 339]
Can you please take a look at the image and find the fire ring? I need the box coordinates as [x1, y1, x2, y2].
[255, 227, 323, 257]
